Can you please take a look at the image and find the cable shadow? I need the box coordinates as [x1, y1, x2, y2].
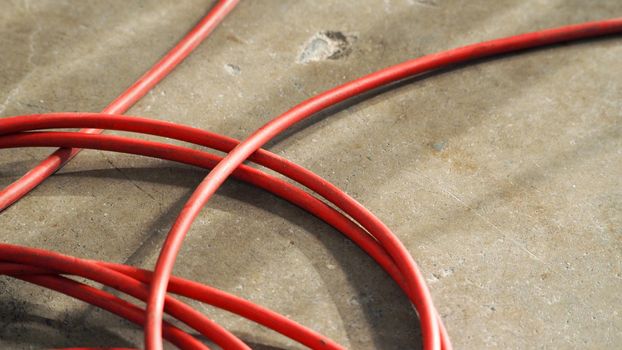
[71, 184, 199, 326]
[0, 291, 134, 348]
[264, 33, 621, 151]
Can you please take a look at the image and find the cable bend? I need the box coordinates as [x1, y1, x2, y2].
[1, 15, 621, 350]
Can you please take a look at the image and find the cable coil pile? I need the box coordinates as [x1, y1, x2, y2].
[1, 1, 620, 349]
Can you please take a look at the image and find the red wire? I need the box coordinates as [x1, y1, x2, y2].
[0, 0, 239, 211]
[0, 244, 248, 350]
[0, 115, 408, 284]
[0, 129, 405, 349]
[0, 127, 446, 349]
[144, 17, 622, 350]
[0, 129, 401, 277]
[0, 115, 447, 347]
[1, 253, 344, 349]
[0, 263, 205, 350]
[2, 113, 445, 349]
[0, 130, 391, 349]
[0, 129, 402, 348]
[1, 17, 620, 350]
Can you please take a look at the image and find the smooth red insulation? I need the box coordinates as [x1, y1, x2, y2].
[0, 0, 239, 211]
[0, 245, 247, 349]
[1, 250, 342, 350]
[143, 17, 622, 350]
[0, 6, 620, 350]
[0, 263, 206, 350]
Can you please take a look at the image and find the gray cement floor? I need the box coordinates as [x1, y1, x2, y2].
[1, 1, 621, 349]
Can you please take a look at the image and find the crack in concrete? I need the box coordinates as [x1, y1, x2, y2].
[102, 155, 158, 202]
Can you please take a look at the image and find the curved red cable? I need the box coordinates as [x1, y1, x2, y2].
[144, 18, 622, 350]
[0, 263, 205, 350]
[0, 128, 444, 347]
[1, 16, 620, 350]
[0, 243, 248, 349]
[0, 0, 239, 211]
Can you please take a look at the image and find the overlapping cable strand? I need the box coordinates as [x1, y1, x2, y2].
[0, 0, 239, 211]
[0, 3, 620, 349]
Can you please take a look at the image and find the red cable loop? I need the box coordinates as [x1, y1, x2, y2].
[1, 9, 620, 350]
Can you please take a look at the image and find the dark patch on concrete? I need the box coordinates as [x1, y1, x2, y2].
[225, 33, 247, 44]
[409, 0, 439, 7]
[432, 140, 447, 152]
[297, 31, 357, 64]
[224, 63, 241, 76]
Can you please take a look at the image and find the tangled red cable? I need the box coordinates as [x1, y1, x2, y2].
[1, 0, 620, 348]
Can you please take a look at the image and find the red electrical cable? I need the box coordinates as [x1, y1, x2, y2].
[0, 244, 249, 350]
[1, 17, 620, 350]
[1, 254, 345, 350]
[0, 115, 407, 282]
[0, 114, 445, 347]
[144, 18, 622, 350]
[0, 0, 239, 211]
[0, 263, 205, 350]
[0, 129, 402, 280]
[0, 127, 447, 349]
[0, 130, 398, 349]
[0, 129, 406, 349]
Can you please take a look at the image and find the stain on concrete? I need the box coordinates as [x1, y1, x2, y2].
[224, 63, 241, 76]
[297, 31, 357, 64]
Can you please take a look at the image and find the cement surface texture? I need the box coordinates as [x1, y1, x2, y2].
[1, 1, 621, 349]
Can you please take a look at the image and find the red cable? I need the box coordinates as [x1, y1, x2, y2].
[1, 17, 620, 350]
[0, 128, 445, 349]
[1, 252, 344, 350]
[0, 0, 239, 211]
[0, 115, 445, 347]
[0, 129, 400, 279]
[0, 115, 406, 283]
[0, 263, 205, 350]
[0, 129, 406, 350]
[0, 130, 397, 349]
[144, 18, 622, 350]
[0, 244, 248, 350]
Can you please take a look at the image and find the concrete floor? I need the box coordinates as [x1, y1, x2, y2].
[1, 0, 621, 349]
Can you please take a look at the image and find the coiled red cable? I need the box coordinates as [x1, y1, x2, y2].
[1, 5, 620, 350]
